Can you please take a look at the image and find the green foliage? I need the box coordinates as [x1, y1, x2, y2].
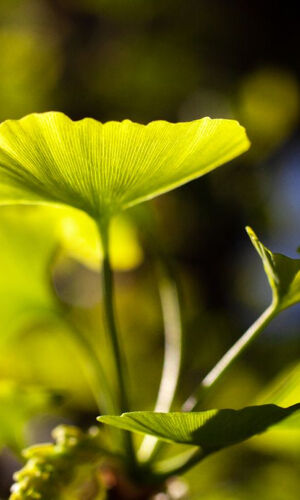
[0, 110, 299, 496]
[0, 0, 299, 496]
[98, 404, 300, 453]
[0, 112, 249, 219]
[58, 208, 143, 271]
[257, 363, 300, 439]
[0, 29, 61, 121]
[0, 207, 60, 345]
[253, 362, 300, 453]
[0, 381, 56, 453]
[0, 204, 142, 342]
[10, 425, 105, 500]
[247, 227, 300, 311]
[257, 362, 300, 411]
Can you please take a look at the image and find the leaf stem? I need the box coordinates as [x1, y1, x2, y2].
[98, 217, 136, 468]
[182, 304, 277, 411]
[138, 263, 182, 462]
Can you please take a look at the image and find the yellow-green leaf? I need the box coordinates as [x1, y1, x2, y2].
[0, 112, 250, 219]
[246, 227, 300, 311]
[250, 364, 300, 456]
[98, 404, 300, 453]
[256, 362, 300, 429]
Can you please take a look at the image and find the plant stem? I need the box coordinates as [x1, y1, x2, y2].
[151, 304, 278, 480]
[98, 217, 136, 468]
[138, 263, 182, 462]
[182, 304, 277, 411]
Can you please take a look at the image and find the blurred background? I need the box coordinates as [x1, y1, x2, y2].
[0, 1, 300, 498]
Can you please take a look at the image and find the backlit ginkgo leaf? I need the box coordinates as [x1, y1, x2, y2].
[0, 112, 250, 219]
[246, 227, 300, 311]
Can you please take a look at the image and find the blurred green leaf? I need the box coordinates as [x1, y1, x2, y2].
[256, 362, 300, 432]
[250, 364, 300, 456]
[0, 112, 249, 219]
[0, 205, 143, 410]
[257, 362, 300, 409]
[0, 204, 142, 344]
[246, 227, 300, 311]
[98, 404, 300, 452]
[0, 207, 60, 344]
[0, 381, 56, 453]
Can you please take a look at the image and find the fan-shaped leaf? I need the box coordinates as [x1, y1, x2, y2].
[98, 404, 300, 453]
[246, 227, 300, 311]
[0, 112, 249, 219]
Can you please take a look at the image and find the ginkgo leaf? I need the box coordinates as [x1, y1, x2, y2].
[0, 112, 250, 219]
[98, 404, 300, 453]
[246, 227, 300, 311]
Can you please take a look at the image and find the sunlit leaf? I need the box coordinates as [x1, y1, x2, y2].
[256, 362, 300, 430]
[246, 227, 300, 311]
[0, 112, 249, 219]
[98, 404, 300, 453]
[250, 364, 300, 456]
[257, 362, 300, 408]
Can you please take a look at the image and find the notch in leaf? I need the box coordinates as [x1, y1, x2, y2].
[0, 112, 250, 220]
[246, 227, 300, 311]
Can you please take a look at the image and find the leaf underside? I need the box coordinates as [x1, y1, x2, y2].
[246, 227, 300, 311]
[0, 112, 250, 218]
[98, 404, 300, 453]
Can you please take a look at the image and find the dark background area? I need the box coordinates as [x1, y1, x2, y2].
[0, 1, 300, 498]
